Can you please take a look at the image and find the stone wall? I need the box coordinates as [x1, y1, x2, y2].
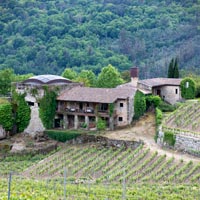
[175, 134, 200, 153]
[67, 134, 143, 150]
[157, 127, 200, 156]
[153, 86, 182, 105]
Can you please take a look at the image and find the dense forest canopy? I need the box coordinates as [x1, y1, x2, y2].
[0, 0, 200, 78]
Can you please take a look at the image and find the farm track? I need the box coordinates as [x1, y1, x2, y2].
[105, 112, 200, 163]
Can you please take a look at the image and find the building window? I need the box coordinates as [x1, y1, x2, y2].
[118, 117, 123, 122]
[120, 103, 123, 107]
[186, 82, 189, 88]
[175, 89, 178, 94]
[86, 102, 89, 107]
[99, 103, 108, 111]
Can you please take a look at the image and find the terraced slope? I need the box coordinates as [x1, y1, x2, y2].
[23, 144, 200, 185]
[163, 101, 200, 134]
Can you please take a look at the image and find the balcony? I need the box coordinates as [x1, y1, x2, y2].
[57, 107, 113, 117]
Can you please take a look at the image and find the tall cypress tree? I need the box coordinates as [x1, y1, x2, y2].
[173, 57, 179, 78]
[167, 58, 174, 78]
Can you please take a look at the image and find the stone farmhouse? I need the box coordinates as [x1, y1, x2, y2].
[14, 68, 182, 133]
[56, 86, 135, 130]
[137, 78, 182, 105]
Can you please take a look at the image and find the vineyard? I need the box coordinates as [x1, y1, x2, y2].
[0, 143, 200, 199]
[163, 101, 200, 134]
[20, 144, 200, 184]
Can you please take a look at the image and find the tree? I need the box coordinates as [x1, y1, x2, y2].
[97, 64, 124, 88]
[121, 70, 131, 82]
[12, 91, 31, 133]
[167, 57, 179, 78]
[0, 68, 14, 96]
[61, 68, 77, 80]
[167, 58, 174, 78]
[77, 70, 96, 87]
[173, 57, 179, 78]
[39, 88, 57, 129]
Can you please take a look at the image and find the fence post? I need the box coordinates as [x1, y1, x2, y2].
[7, 172, 12, 200]
[122, 168, 126, 200]
[64, 167, 67, 200]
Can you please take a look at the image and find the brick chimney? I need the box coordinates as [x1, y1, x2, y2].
[130, 67, 139, 87]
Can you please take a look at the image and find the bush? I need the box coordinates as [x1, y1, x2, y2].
[180, 78, 196, 99]
[155, 108, 163, 126]
[164, 131, 176, 146]
[134, 91, 146, 120]
[39, 88, 57, 129]
[158, 101, 176, 112]
[12, 92, 31, 133]
[0, 103, 13, 131]
[146, 95, 161, 110]
[97, 118, 106, 131]
[44, 130, 81, 142]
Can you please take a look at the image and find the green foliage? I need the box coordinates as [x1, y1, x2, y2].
[158, 101, 176, 112]
[97, 64, 124, 88]
[146, 95, 161, 109]
[109, 103, 114, 117]
[173, 57, 179, 78]
[77, 70, 96, 87]
[134, 91, 146, 120]
[0, 68, 14, 96]
[12, 92, 31, 133]
[167, 57, 179, 78]
[39, 88, 57, 129]
[0, 1, 199, 76]
[97, 118, 106, 131]
[0, 103, 13, 131]
[167, 58, 174, 78]
[180, 78, 196, 99]
[155, 108, 163, 126]
[164, 131, 176, 146]
[62, 68, 77, 80]
[121, 70, 131, 83]
[44, 130, 81, 142]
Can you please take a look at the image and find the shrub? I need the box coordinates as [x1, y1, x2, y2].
[12, 92, 31, 133]
[39, 88, 57, 129]
[97, 118, 106, 131]
[0, 103, 13, 131]
[158, 101, 176, 112]
[164, 131, 176, 146]
[146, 95, 161, 109]
[44, 130, 81, 142]
[134, 91, 146, 120]
[180, 78, 196, 99]
[155, 108, 163, 126]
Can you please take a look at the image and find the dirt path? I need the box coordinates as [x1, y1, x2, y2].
[104, 112, 200, 163]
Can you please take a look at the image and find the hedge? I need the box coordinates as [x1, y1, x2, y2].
[134, 91, 146, 120]
[155, 108, 163, 126]
[44, 130, 81, 142]
[180, 78, 196, 99]
[0, 103, 13, 131]
[164, 131, 176, 146]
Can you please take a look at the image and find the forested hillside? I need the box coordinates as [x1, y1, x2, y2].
[0, 0, 199, 78]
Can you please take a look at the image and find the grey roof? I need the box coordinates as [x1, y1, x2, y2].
[57, 86, 136, 103]
[22, 75, 72, 84]
[138, 78, 182, 87]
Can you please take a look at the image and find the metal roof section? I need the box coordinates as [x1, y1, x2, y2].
[22, 74, 72, 85]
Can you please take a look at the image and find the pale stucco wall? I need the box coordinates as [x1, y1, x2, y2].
[153, 86, 182, 105]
